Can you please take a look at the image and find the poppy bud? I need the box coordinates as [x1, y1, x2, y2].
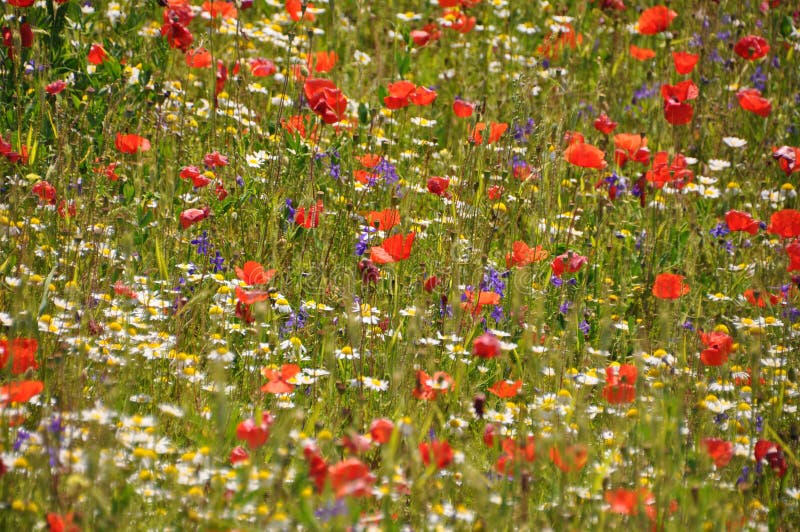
[19, 21, 33, 49]
[2, 27, 13, 59]
[473, 393, 486, 419]
[423, 275, 440, 293]
[482, 422, 495, 445]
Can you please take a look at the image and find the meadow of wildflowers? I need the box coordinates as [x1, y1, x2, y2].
[1, 0, 800, 529]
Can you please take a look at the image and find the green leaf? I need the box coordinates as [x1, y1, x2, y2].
[122, 182, 135, 204]
[396, 51, 411, 78]
[103, 58, 122, 80]
[780, 16, 794, 38]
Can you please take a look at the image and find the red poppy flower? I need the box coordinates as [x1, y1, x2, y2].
[549, 444, 588, 473]
[672, 51, 699, 74]
[725, 210, 760, 234]
[340, 432, 373, 455]
[767, 209, 800, 238]
[115, 133, 151, 154]
[551, 251, 588, 277]
[97, 161, 120, 182]
[300, 444, 328, 492]
[366, 208, 400, 231]
[603, 364, 637, 404]
[772, 146, 800, 176]
[295, 200, 324, 228]
[163, 1, 194, 26]
[261, 364, 300, 394]
[427, 176, 450, 197]
[495, 436, 536, 475]
[734, 35, 770, 60]
[281, 115, 316, 140]
[113, 281, 138, 299]
[629, 45, 656, 61]
[8, 0, 35, 6]
[0, 338, 39, 375]
[488, 379, 522, 398]
[2, 26, 13, 60]
[32, 181, 57, 205]
[439, 0, 480, 6]
[664, 101, 694, 126]
[638, 6, 677, 35]
[0, 380, 44, 405]
[505, 241, 548, 268]
[613, 133, 650, 167]
[286, 0, 315, 22]
[471, 122, 508, 144]
[249, 58, 276, 77]
[472, 333, 501, 359]
[410, 86, 437, 106]
[595, 0, 626, 9]
[646, 151, 694, 189]
[369, 418, 394, 444]
[88, 43, 108, 65]
[737, 88, 771, 117]
[564, 141, 607, 169]
[46, 512, 80, 532]
[229, 446, 249, 465]
[605, 488, 654, 516]
[410, 23, 441, 47]
[202, 1, 238, 19]
[185, 47, 212, 68]
[369, 232, 415, 264]
[200, 151, 227, 169]
[178, 206, 210, 229]
[235, 261, 276, 286]
[217, 182, 228, 200]
[487, 185, 503, 200]
[235, 411, 274, 449]
[662, 80, 699, 102]
[235, 285, 271, 305]
[57, 200, 77, 219]
[329, 458, 375, 497]
[652, 273, 689, 299]
[383, 80, 416, 109]
[179, 166, 211, 188]
[787, 241, 800, 272]
[453, 99, 474, 118]
[701, 438, 733, 467]
[161, 22, 193, 52]
[445, 9, 476, 33]
[19, 21, 33, 49]
[423, 275, 440, 293]
[45, 80, 67, 95]
[461, 290, 501, 315]
[419, 440, 453, 469]
[303, 78, 347, 124]
[754, 440, 788, 477]
[743, 288, 780, 308]
[308, 50, 338, 73]
[593, 113, 617, 135]
[661, 80, 698, 125]
[215, 59, 228, 96]
[357, 153, 381, 168]
[537, 23, 582, 59]
[699, 330, 734, 366]
[412, 370, 455, 400]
